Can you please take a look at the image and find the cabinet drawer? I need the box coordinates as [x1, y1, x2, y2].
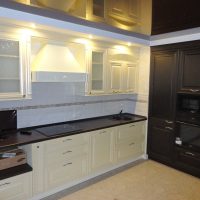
[45, 133, 89, 151]
[45, 144, 89, 165]
[117, 122, 145, 142]
[45, 154, 88, 190]
[116, 141, 144, 161]
[0, 173, 32, 200]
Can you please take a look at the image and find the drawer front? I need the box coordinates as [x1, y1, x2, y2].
[176, 148, 200, 169]
[45, 154, 88, 190]
[116, 140, 144, 162]
[45, 133, 89, 152]
[45, 144, 89, 165]
[117, 122, 145, 143]
[0, 173, 32, 200]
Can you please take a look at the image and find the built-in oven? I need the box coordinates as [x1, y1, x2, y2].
[175, 122, 200, 153]
[175, 122, 200, 176]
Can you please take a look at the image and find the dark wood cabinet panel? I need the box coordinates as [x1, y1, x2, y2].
[178, 47, 200, 93]
[148, 118, 175, 164]
[149, 48, 178, 120]
[152, 0, 200, 35]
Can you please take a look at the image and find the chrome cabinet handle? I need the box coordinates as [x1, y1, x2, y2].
[62, 150, 72, 155]
[63, 138, 72, 142]
[185, 152, 195, 157]
[129, 142, 135, 146]
[63, 162, 72, 166]
[165, 120, 173, 124]
[0, 182, 10, 187]
[99, 131, 106, 134]
[129, 124, 135, 127]
[190, 89, 199, 92]
[165, 126, 173, 130]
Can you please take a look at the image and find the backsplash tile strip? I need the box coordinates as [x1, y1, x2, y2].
[0, 98, 147, 111]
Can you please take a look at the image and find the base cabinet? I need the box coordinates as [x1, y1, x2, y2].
[18, 121, 146, 199]
[148, 118, 174, 165]
[90, 127, 116, 173]
[116, 122, 145, 163]
[0, 173, 32, 200]
[43, 133, 90, 190]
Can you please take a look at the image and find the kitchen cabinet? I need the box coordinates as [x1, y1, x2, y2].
[148, 118, 175, 165]
[0, 172, 32, 200]
[109, 62, 138, 93]
[86, 47, 107, 94]
[0, 33, 31, 99]
[106, 0, 140, 31]
[149, 47, 178, 119]
[152, 0, 200, 35]
[174, 147, 200, 178]
[116, 121, 145, 163]
[43, 133, 89, 190]
[148, 46, 178, 164]
[20, 121, 146, 199]
[178, 44, 200, 94]
[90, 127, 116, 173]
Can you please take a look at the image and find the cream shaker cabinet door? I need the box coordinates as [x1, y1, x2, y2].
[0, 173, 32, 200]
[116, 122, 145, 163]
[90, 128, 115, 173]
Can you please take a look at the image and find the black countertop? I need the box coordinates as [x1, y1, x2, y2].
[0, 113, 147, 150]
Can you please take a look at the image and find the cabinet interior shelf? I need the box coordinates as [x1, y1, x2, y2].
[0, 54, 19, 58]
[0, 78, 20, 80]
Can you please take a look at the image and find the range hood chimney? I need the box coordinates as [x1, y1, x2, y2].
[32, 44, 86, 82]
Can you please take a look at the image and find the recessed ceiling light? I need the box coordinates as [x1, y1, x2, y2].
[31, 23, 36, 29]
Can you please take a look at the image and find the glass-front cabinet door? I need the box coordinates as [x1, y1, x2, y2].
[0, 34, 31, 99]
[87, 48, 107, 94]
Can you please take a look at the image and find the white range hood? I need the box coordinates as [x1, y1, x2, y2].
[32, 44, 86, 82]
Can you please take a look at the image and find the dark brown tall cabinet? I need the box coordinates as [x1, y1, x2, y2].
[148, 47, 178, 165]
[148, 41, 200, 178]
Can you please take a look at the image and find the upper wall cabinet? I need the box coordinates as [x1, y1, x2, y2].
[86, 45, 139, 95]
[152, 0, 200, 35]
[106, 0, 140, 31]
[0, 33, 31, 99]
[178, 45, 200, 94]
[12, 0, 151, 35]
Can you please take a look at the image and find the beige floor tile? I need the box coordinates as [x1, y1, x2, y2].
[47, 160, 200, 200]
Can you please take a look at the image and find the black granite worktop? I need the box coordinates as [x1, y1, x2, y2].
[0, 113, 147, 150]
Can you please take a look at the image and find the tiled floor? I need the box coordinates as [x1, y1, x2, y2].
[45, 160, 200, 200]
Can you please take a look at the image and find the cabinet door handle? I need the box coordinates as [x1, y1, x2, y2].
[165, 126, 173, 131]
[185, 152, 195, 157]
[190, 89, 199, 92]
[0, 182, 10, 187]
[99, 131, 106, 134]
[129, 124, 135, 127]
[63, 138, 72, 142]
[63, 162, 72, 166]
[129, 142, 135, 146]
[165, 120, 173, 124]
[62, 150, 72, 155]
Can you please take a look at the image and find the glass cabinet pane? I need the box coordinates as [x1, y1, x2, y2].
[91, 51, 104, 91]
[0, 39, 21, 94]
[93, 0, 105, 18]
